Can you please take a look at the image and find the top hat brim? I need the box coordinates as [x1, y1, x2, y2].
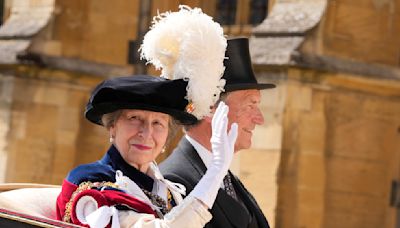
[224, 82, 276, 92]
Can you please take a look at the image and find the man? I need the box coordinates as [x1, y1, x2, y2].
[160, 37, 275, 228]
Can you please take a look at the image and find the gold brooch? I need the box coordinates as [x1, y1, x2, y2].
[185, 102, 195, 113]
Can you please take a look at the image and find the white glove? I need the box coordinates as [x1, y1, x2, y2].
[190, 101, 238, 208]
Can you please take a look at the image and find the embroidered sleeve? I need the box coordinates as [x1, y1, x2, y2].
[63, 181, 156, 227]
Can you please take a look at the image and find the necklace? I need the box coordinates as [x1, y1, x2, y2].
[141, 188, 171, 215]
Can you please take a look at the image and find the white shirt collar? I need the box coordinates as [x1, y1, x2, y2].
[185, 135, 227, 190]
[185, 135, 213, 169]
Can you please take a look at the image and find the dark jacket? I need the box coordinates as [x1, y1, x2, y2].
[159, 137, 270, 228]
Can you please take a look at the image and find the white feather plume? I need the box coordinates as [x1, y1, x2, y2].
[140, 5, 227, 119]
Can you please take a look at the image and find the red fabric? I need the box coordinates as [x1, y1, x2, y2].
[102, 190, 156, 215]
[70, 189, 107, 227]
[57, 179, 78, 221]
[70, 189, 157, 227]
[57, 179, 157, 227]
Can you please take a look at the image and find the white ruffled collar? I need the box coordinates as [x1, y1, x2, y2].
[115, 163, 186, 211]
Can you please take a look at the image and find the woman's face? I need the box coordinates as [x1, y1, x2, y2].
[110, 109, 170, 172]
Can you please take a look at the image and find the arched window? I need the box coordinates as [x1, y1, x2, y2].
[215, 0, 237, 26]
[249, 0, 268, 25]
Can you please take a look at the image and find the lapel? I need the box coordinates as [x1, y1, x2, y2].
[179, 138, 207, 180]
[214, 187, 252, 228]
[177, 138, 268, 228]
[179, 138, 251, 227]
[230, 172, 270, 228]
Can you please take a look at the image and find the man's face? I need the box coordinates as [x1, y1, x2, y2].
[224, 89, 264, 152]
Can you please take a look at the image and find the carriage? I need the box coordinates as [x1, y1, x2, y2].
[0, 184, 79, 228]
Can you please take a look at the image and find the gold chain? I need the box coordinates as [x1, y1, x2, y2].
[141, 188, 172, 215]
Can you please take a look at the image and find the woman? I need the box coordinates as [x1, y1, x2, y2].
[56, 75, 237, 228]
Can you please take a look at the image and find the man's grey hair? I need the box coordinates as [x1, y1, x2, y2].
[183, 92, 229, 131]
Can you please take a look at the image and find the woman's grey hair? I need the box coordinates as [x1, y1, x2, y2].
[101, 110, 179, 147]
[102, 110, 123, 130]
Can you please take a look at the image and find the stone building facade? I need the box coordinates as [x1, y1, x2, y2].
[1, 0, 400, 228]
[251, 0, 400, 227]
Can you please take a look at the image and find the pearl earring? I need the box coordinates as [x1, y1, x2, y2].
[109, 135, 114, 143]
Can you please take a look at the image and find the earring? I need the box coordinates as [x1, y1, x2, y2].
[109, 135, 114, 143]
[161, 147, 166, 153]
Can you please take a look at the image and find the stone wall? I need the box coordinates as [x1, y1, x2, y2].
[251, 0, 400, 226]
[1, 67, 108, 184]
[321, 0, 400, 66]
[44, 0, 139, 65]
[276, 68, 400, 228]
[1, 1, 400, 227]
[0, 74, 13, 182]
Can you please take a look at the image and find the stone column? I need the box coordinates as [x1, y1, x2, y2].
[0, 74, 14, 182]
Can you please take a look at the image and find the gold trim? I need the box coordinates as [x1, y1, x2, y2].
[167, 189, 173, 210]
[62, 181, 118, 223]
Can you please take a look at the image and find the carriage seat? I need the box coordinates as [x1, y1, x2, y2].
[0, 183, 60, 219]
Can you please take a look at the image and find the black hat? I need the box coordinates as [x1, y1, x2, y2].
[85, 75, 197, 125]
[223, 38, 276, 92]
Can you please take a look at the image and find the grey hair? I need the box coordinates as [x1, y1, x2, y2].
[101, 110, 123, 130]
[183, 92, 229, 131]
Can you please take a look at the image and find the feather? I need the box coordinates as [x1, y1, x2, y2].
[140, 5, 227, 119]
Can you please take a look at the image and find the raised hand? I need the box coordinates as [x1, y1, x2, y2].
[189, 101, 238, 208]
[210, 101, 238, 177]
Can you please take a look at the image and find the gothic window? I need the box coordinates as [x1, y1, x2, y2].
[249, 0, 267, 25]
[215, 0, 237, 25]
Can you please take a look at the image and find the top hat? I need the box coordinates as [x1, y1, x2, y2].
[84, 75, 197, 126]
[223, 38, 276, 92]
